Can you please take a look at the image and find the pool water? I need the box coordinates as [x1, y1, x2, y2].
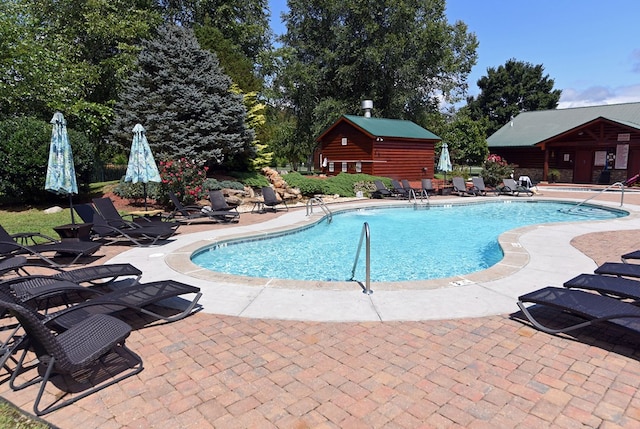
[191, 201, 626, 282]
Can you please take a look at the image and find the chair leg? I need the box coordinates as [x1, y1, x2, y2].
[32, 344, 143, 416]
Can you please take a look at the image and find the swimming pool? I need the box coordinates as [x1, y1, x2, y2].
[191, 201, 627, 282]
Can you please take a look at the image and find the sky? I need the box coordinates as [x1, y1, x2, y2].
[268, 0, 640, 109]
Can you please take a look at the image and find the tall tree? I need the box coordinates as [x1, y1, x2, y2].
[466, 59, 562, 136]
[110, 24, 254, 167]
[0, 0, 92, 121]
[157, 0, 271, 63]
[2, 0, 161, 138]
[273, 0, 478, 165]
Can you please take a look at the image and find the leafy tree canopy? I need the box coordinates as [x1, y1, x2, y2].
[272, 0, 478, 166]
[466, 58, 562, 137]
[110, 24, 255, 168]
[158, 0, 272, 63]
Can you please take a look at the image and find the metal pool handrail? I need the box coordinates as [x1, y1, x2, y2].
[351, 222, 372, 295]
[306, 197, 333, 223]
[570, 182, 625, 209]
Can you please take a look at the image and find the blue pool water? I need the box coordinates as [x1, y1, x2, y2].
[191, 201, 626, 282]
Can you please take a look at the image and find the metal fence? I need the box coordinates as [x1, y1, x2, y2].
[91, 163, 127, 183]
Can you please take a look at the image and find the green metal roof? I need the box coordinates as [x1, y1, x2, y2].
[487, 102, 640, 147]
[342, 115, 440, 140]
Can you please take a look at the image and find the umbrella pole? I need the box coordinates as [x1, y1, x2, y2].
[143, 183, 148, 211]
[69, 194, 76, 225]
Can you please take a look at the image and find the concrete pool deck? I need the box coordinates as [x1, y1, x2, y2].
[106, 187, 640, 322]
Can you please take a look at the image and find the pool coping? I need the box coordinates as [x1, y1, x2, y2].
[107, 194, 640, 322]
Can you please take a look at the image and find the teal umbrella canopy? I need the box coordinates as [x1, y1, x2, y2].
[45, 112, 78, 223]
[438, 142, 452, 181]
[125, 124, 161, 209]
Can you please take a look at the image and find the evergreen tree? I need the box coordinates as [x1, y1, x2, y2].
[110, 24, 255, 167]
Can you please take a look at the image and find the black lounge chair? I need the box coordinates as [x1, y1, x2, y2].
[420, 179, 436, 197]
[401, 180, 420, 197]
[0, 297, 142, 416]
[9, 278, 202, 326]
[390, 180, 409, 198]
[372, 180, 392, 198]
[0, 256, 30, 277]
[209, 190, 239, 212]
[0, 224, 101, 268]
[207, 190, 240, 222]
[167, 192, 236, 224]
[452, 177, 477, 196]
[594, 262, 640, 279]
[564, 273, 640, 301]
[621, 250, 640, 263]
[471, 177, 497, 196]
[92, 197, 178, 233]
[517, 286, 640, 335]
[497, 178, 534, 196]
[261, 187, 288, 211]
[0, 263, 142, 300]
[75, 204, 174, 246]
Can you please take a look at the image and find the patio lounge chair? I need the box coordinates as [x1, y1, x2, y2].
[471, 177, 497, 196]
[0, 263, 142, 297]
[372, 180, 392, 198]
[0, 225, 101, 268]
[401, 180, 420, 197]
[0, 256, 29, 277]
[75, 204, 174, 246]
[92, 197, 178, 234]
[209, 190, 240, 212]
[564, 273, 640, 301]
[420, 179, 436, 197]
[8, 276, 202, 328]
[390, 180, 409, 198]
[452, 177, 477, 196]
[621, 250, 640, 263]
[594, 262, 640, 279]
[517, 286, 640, 335]
[497, 178, 534, 196]
[167, 192, 237, 224]
[207, 190, 240, 221]
[0, 297, 143, 416]
[261, 187, 288, 211]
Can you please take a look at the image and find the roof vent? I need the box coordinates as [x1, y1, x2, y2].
[361, 100, 373, 118]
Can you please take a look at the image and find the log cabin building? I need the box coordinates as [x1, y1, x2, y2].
[314, 111, 441, 181]
[487, 102, 640, 184]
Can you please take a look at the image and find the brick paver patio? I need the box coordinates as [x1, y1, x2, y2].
[2, 188, 640, 428]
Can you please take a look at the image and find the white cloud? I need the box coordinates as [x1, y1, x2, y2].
[558, 84, 640, 109]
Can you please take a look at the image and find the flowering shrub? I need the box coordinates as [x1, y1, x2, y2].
[157, 158, 209, 206]
[480, 154, 514, 186]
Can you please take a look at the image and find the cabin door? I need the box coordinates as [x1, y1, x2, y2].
[574, 150, 592, 183]
[627, 148, 640, 180]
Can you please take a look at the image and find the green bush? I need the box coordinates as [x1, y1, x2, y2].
[202, 179, 244, 191]
[113, 178, 160, 203]
[0, 116, 95, 204]
[228, 171, 270, 188]
[283, 172, 328, 195]
[283, 172, 393, 197]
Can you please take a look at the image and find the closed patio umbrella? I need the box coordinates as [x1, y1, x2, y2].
[45, 112, 78, 224]
[437, 142, 452, 182]
[125, 124, 161, 210]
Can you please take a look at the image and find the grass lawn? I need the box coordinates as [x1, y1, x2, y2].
[0, 399, 52, 428]
[0, 181, 117, 237]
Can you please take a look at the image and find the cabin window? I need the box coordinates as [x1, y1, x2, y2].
[341, 137, 347, 146]
[355, 162, 362, 173]
[341, 162, 347, 172]
[328, 162, 334, 172]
